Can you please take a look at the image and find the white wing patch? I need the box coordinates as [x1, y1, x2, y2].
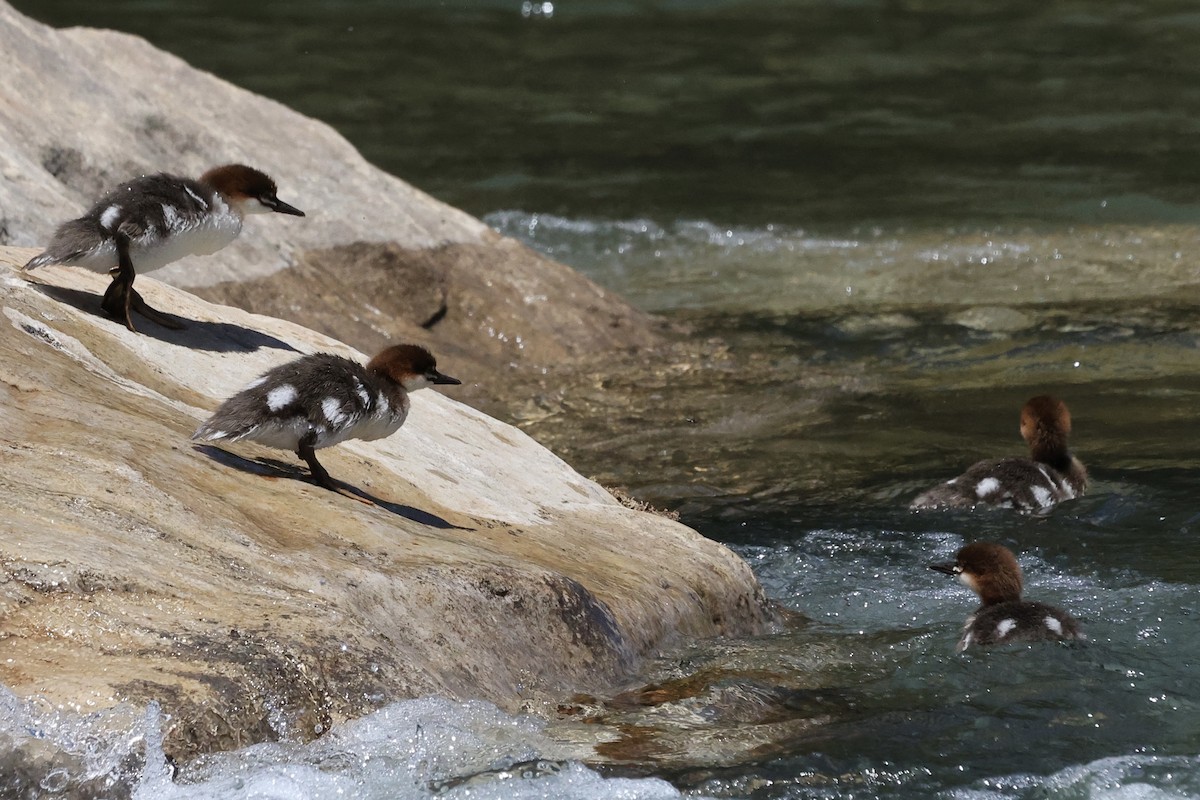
[995, 618, 1017, 638]
[99, 204, 122, 230]
[1044, 616, 1063, 635]
[1031, 485, 1053, 508]
[376, 392, 390, 415]
[975, 477, 1001, 498]
[354, 379, 371, 407]
[266, 384, 298, 412]
[322, 397, 348, 426]
[1035, 464, 1055, 487]
[161, 203, 181, 229]
[184, 186, 209, 209]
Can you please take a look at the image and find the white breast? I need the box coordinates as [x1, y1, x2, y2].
[70, 201, 244, 275]
[346, 403, 410, 443]
[235, 418, 315, 451]
[131, 203, 243, 273]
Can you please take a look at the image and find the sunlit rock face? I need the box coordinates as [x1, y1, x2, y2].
[0, 248, 771, 762]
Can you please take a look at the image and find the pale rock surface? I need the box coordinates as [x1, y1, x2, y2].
[0, 247, 771, 761]
[0, 3, 480, 275]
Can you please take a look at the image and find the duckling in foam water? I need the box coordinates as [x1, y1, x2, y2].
[911, 395, 1086, 512]
[931, 542, 1083, 652]
[193, 345, 459, 494]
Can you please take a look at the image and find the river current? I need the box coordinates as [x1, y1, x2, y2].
[7, 1, 1200, 798]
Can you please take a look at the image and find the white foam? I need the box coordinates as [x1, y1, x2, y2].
[482, 211, 866, 313]
[141, 697, 687, 800]
[945, 753, 1200, 799]
[0, 688, 691, 800]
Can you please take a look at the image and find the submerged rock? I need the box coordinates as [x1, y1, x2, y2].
[0, 248, 771, 762]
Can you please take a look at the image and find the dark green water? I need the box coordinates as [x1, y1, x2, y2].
[16, 0, 1200, 227]
[10, 2, 1200, 798]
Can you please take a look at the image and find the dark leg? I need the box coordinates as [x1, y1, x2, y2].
[98, 234, 185, 331]
[100, 274, 128, 323]
[297, 433, 337, 490]
[100, 234, 137, 332]
[296, 434, 372, 503]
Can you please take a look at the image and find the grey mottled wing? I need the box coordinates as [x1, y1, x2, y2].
[26, 173, 216, 268]
[193, 354, 377, 441]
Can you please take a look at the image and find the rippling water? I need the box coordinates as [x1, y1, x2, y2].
[18, 0, 1200, 227]
[9, 1, 1200, 798]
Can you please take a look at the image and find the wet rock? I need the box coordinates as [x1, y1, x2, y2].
[0, 248, 772, 762]
[949, 305, 1033, 333]
[192, 237, 667, 416]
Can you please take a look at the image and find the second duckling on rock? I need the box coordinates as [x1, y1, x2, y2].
[193, 344, 460, 495]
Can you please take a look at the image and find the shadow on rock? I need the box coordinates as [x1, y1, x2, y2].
[33, 284, 298, 353]
[193, 446, 469, 530]
[339, 483, 472, 530]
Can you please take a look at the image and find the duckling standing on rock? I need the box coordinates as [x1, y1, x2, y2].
[930, 541, 1084, 652]
[193, 345, 460, 495]
[911, 395, 1086, 512]
[24, 164, 304, 333]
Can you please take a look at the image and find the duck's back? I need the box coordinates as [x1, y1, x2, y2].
[29, 174, 240, 273]
[911, 456, 1083, 511]
[959, 599, 1083, 651]
[194, 354, 409, 451]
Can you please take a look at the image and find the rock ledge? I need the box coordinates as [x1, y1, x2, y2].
[0, 248, 769, 761]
